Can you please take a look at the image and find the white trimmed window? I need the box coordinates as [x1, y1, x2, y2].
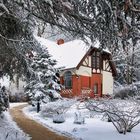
[64, 71, 72, 89]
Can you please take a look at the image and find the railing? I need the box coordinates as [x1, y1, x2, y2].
[80, 88, 92, 100]
[61, 89, 73, 98]
[61, 87, 111, 100]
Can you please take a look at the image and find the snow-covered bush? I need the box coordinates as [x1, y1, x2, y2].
[0, 86, 9, 114]
[86, 99, 140, 134]
[114, 85, 138, 99]
[40, 99, 76, 118]
[74, 111, 85, 124]
[9, 92, 27, 102]
[53, 114, 65, 123]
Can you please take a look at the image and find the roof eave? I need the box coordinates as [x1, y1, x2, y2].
[60, 67, 76, 72]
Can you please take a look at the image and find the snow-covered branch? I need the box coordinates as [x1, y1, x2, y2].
[0, 34, 33, 42]
[86, 99, 140, 134]
[0, 3, 9, 14]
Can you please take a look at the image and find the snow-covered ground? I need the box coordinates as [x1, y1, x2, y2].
[0, 103, 30, 140]
[23, 101, 140, 140]
[10, 102, 27, 108]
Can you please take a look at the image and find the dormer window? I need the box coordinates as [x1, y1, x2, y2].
[92, 51, 101, 69]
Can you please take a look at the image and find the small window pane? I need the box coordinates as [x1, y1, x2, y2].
[97, 57, 100, 68]
[96, 52, 100, 56]
[92, 58, 96, 68]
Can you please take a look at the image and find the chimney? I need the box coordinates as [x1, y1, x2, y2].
[57, 39, 64, 45]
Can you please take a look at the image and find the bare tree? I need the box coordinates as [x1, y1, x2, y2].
[86, 98, 140, 134]
[40, 99, 76, 117]
[113, 39, 140, 85]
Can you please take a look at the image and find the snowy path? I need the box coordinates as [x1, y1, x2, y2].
[10, 104, 71, 140]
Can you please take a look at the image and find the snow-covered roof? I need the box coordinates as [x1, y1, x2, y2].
[35, 36, 91, 69]
[35, 36, 113, 71]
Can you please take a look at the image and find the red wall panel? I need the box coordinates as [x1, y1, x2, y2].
[60, 74, 102, 98]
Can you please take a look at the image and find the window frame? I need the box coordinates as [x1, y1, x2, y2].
[64, 71, 72, 89]
[92, 51, 101, 70]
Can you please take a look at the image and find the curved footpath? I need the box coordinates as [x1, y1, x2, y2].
[10, 104, 72, 140]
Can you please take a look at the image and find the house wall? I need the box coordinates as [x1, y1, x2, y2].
[103, 60, 111, 71]
[60, 66, 92, 98]
[60, 66, 91, 77]
[72, 75, 80, 96]
[102, 71, 113, 95]
[60, 70, 114, 98]
[60, 73, 103, 98]
[90, 74, 102, 97]
[75, 66, 92, 77]
[60, 53, 115, 98]
[60, 75, 79, 97]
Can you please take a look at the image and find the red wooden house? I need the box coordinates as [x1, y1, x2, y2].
[36, 37, 117, 99]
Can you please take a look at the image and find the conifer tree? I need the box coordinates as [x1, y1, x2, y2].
[25, 48, 61, 106]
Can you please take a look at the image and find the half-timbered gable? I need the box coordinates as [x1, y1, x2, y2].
[82, 55, 91, 67]
[36, 36, 117, 99]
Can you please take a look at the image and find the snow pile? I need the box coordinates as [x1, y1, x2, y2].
[0, 111, 30, 140]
